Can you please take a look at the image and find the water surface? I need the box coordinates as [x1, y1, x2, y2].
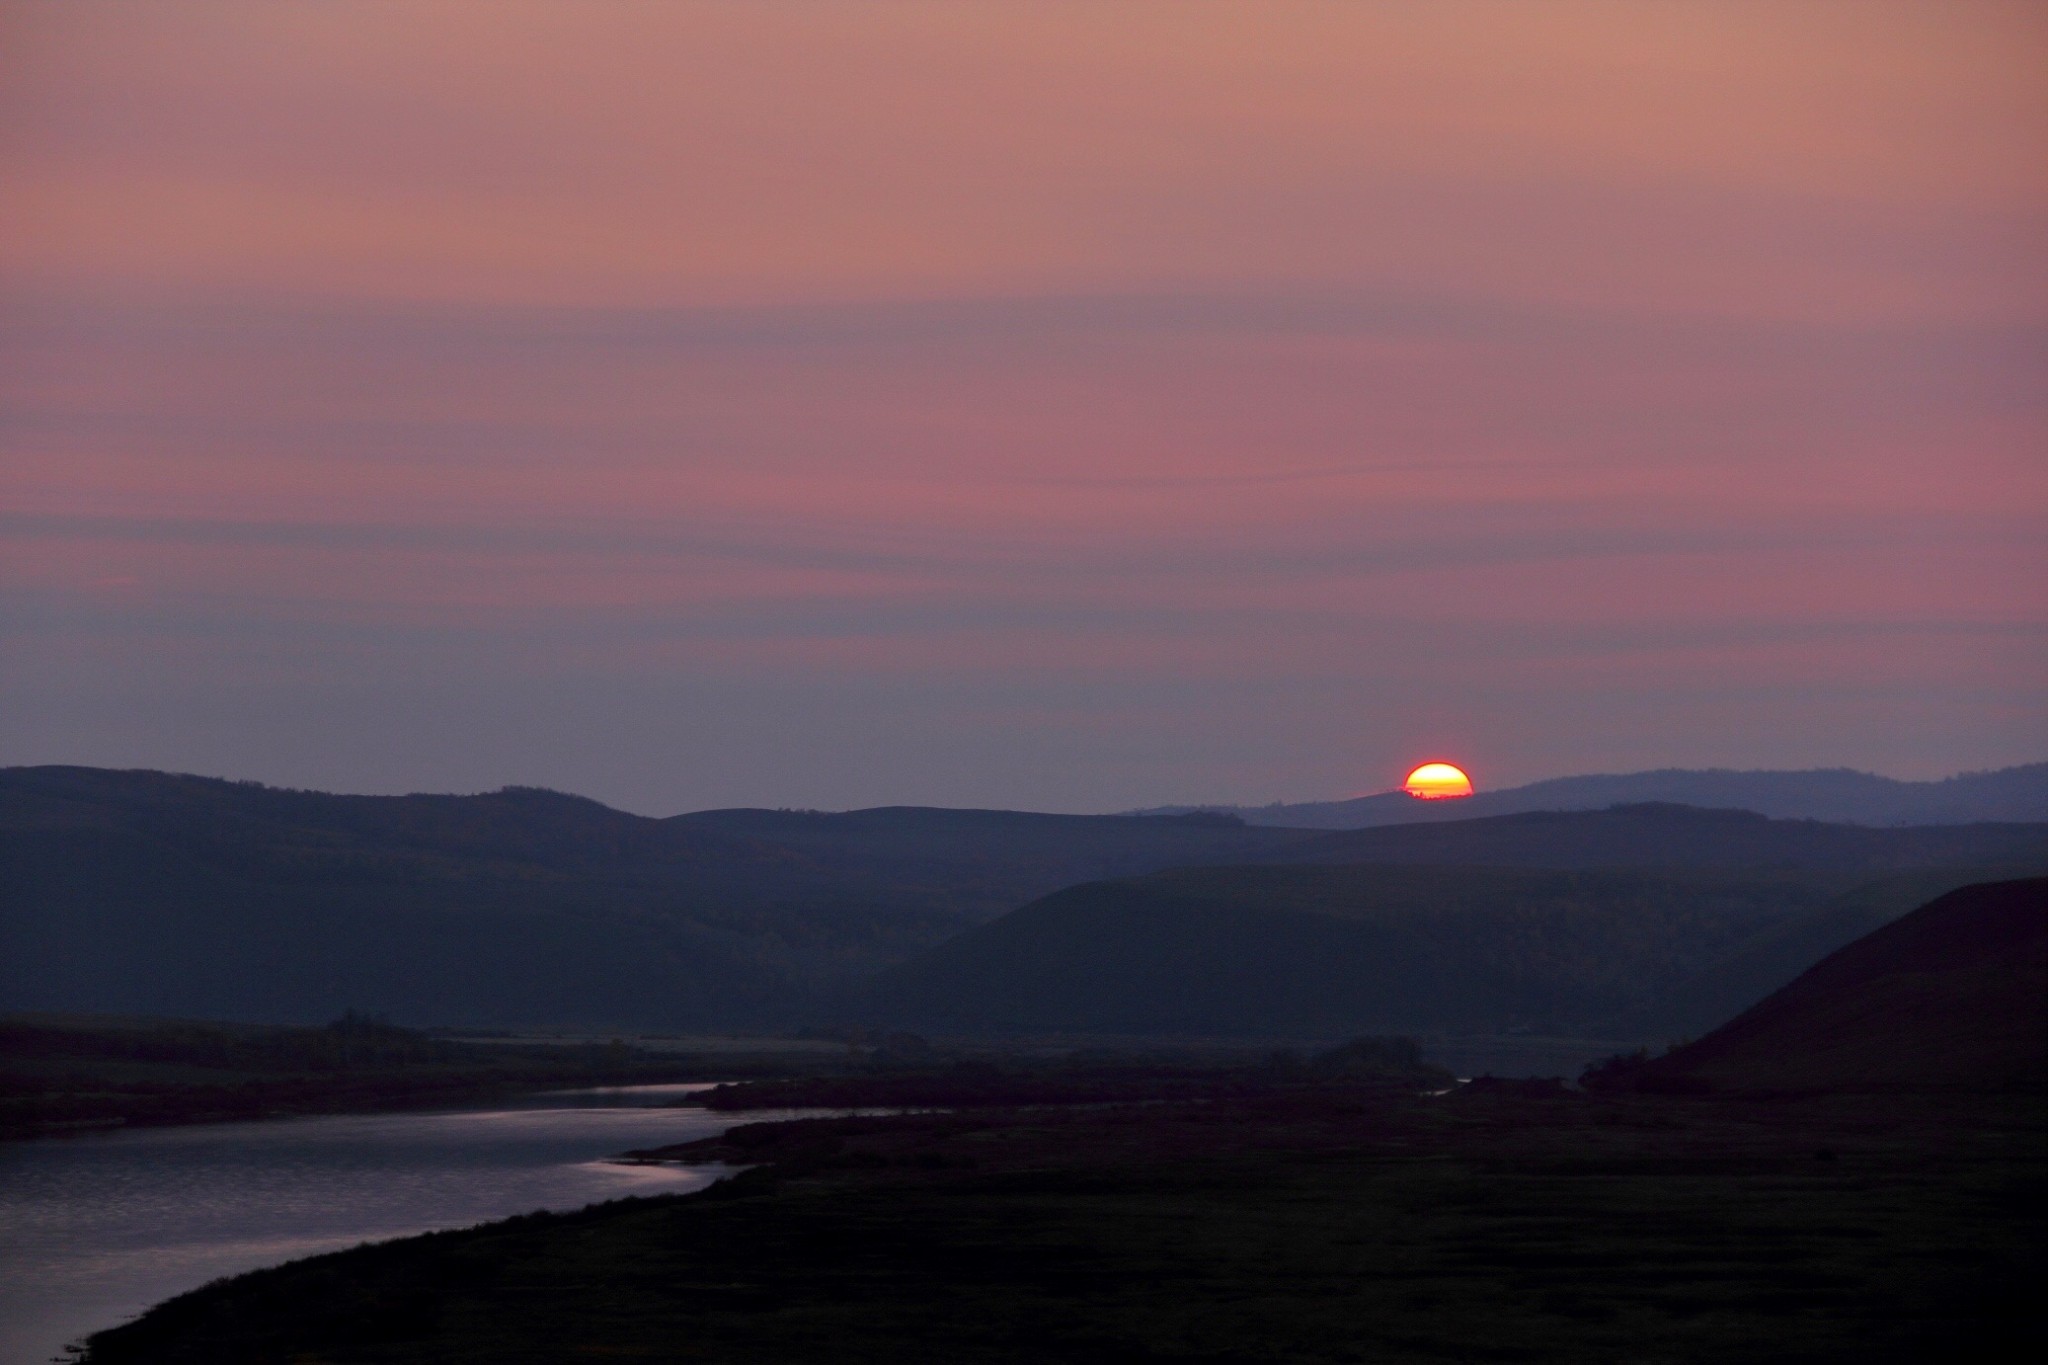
[0, 1085, 770, 1365]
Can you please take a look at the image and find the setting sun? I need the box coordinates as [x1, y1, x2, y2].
[1403, 763, 1474, 800]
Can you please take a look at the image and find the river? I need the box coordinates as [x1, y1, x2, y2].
[0, 1085, 785, 1365]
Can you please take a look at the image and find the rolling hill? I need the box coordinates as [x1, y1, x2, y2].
[0, 766, 1311, 1028]
[9, 767, 2044, 1034]
[1610, 877, 2048, 1092]
[865, 859, 2048, 1040]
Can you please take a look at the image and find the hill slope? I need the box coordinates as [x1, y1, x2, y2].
[865, 861, 2042, 1039]
[1620, 877, 2048, 1092]
[1145, 763, 2048, 829]
[0, 767, 1311, 1028]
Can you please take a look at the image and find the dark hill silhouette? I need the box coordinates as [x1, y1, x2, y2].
[1140, 762, 2048, 829]
[864, 863, 2044, 1039]
[2, 767, 1305, 907]
[0, 767, 1311, 1027]
[1611, 877, 2048, 1092]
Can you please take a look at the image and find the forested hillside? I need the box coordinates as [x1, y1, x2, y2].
[0, 767, 1310, 1028]
[8, 767, 2042, 1033]
[868, 863, 2045, 1038]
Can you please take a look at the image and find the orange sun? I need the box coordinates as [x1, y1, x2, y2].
[1403, 762, 1473, 800]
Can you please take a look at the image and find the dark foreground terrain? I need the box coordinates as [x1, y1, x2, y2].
[75, 1085, 2045, 1364]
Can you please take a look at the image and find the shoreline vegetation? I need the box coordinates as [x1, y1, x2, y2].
[0, 1009, 1625, 1144]
[662, 1034, 1456, 1116]
[0, 1013, 840, 1142]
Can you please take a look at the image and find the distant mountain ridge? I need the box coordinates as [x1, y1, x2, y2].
[8, 765, 2045, 1035]
[0, 766, 1313, 1029]
[1136, 763, 2048, 829]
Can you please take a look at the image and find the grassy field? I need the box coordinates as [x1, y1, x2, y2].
[78, 1081, 2045, 1363]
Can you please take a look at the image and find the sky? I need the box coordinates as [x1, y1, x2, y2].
[3, 1, 2044, 814]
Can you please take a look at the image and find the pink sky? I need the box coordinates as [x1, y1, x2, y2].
[3, 2, 2044, 811]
